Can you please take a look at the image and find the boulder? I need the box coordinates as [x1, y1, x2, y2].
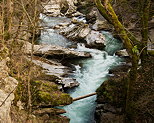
[42, 1, 61, 17]
[60, 23, 106, 49]
[59, 77, 79, 89]
[32, 59, 69, 77]
[60, 22, 90, 40]
[23, 42, 91, 59]
[78, 25, 91, 39]
[53, 22, 71, 29]
[31, 80, 72, 107]
[64, 0, 77, 17]
[31, 58, 79, 89]
[86, 7, 97, 24]
[71, 11, 84, 17]
[92, 19, 112, 31]
[33, 108, 66, 115]
[115, 49, 129, 57]
[85, 30, 105, 49]
[42, 0, 78, 17]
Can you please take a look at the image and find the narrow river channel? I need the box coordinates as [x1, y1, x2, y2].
[39, 14, 123, 123]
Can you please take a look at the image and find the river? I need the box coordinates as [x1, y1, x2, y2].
[39, 14, 123, 123]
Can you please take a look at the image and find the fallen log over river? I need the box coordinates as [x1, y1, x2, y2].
[73, 92, 97, 101]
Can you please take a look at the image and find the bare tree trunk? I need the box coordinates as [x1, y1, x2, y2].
[140, 0, 151, 63]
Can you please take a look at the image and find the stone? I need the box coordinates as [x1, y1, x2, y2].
[43, 1, 61, 17]
[60, 22, 90, 40]
[85, 30, 105, 49]
[71, 11, 84, 17]
[64, 0, 77, 17]
[42, 0, 78, 17]
[86, 7, 97, 24]
[32, 59, 69, 77]
[33, 108, 66, 115]
[31, 80, 72, 107]
[78, 25, 91, 39]
[92, 19, 112, 31]
[53, 22, 70, 29]
[23, 42, 91, 59]
[60, 22, 106, 49]
[59, 77, 79, 89]
[115, 49, 129, 57]
[31, 58, 79, 89]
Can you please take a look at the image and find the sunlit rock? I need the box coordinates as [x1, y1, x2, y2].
[92, 20, 112, 31]
[115, 49, 129, 57]
[0, 58, 18, 123]
[24, 42, 91, 58]
[32, 58, 79, 89]
[85, 30, 105, 49]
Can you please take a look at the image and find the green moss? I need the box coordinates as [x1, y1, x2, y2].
[34, 91, 72, 106]
[148, 50, 154, 56]
[13, 78, 28, 105]
[14, 79, 72, 108]
[96, 74, 128, 107]
[0, 47, 9, 60]
[31, 80, 72, 107]
[36, 74, 60, 83]
[38, 91, 52, 103]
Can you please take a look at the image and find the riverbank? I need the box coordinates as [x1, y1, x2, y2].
[0, 0, 83, 122]
[95, 55, 154, 122]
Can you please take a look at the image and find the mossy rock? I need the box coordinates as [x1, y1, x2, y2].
[96, 72, 128, 107]
[11, 106, 70, 123]
[31, 80, 72, 107]
[148, 50, 154, 56]
[34, 74, 60, 83]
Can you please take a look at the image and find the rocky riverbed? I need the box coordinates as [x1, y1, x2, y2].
[1, 0, 153, 123]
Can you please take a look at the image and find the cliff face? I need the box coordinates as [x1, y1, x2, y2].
[0, 58, 18, 123]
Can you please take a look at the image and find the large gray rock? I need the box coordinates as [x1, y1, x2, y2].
[42, 0, 78, 17]
[85, 30, 105, 49]
[60, 22, 90, 40]
[53, 22, 71, 30]
[115, 49, 129, 57]
[92, 20, 112, 31]
[60, 22, 106, 49]
[86, 7, 97, 24]
[42, 0, 61, 17]
[0, 58, 18, 123]
[23, 42, 91, 59]
[32, 58, 79, 89]
[32, 59, 68, 77]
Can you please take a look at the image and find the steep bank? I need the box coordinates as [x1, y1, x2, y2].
[0, 58, 18, 123]
[95, 56, 154, 123]
[0, 0, 78, 122]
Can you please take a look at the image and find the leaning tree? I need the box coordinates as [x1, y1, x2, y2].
[95, 0, 152, 121]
